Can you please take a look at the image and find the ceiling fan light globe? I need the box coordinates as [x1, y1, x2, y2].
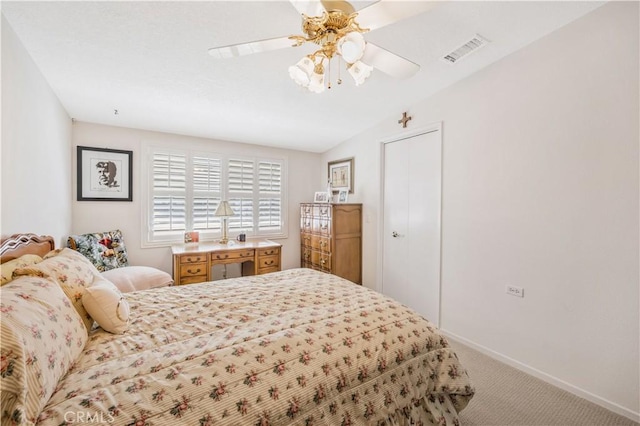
[348, 61, 373, 86]
[289, 65, 310, 86]
[308, 71, 326, 93]
[338, 32, 366, 64]
[288, 57, 315, 87]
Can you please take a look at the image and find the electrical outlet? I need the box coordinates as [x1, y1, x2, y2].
[506, 285, 524, 298]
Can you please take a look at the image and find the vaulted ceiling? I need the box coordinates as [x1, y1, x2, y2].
[2, 1, 605, 152]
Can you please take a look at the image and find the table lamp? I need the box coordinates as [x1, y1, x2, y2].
[214, 200, 235, 244]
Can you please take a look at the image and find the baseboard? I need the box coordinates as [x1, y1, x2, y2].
[441, 329, 640, 423]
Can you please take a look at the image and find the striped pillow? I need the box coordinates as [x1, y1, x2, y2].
[0, 276, 88, 425]
[13, 248, 101, 333]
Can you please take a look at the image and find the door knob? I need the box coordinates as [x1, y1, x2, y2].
[392, 231, 399, 238]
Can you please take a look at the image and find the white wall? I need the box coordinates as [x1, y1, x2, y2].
[322, 1, 639, 420]
[1, 15, 72, 245]
[71, 121, 321, 274]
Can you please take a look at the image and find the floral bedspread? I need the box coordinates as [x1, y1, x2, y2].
[37, 268, 474, 425]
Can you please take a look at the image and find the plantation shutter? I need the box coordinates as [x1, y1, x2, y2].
[152, 152, 187, 235]
[258, 161, 282, 232]
[192, 156, 222, 230]
[227, 159, 254, 231]
[144, 144, 287, 246]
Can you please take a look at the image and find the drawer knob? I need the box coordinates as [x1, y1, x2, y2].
[264, 260, 274, 266]
[187, 268, 201, 274]
[216, 254, 228, 259]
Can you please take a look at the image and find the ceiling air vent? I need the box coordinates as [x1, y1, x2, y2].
[442, 34, 490, 64]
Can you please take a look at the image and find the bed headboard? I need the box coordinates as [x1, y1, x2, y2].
[0, 233, 55, 263]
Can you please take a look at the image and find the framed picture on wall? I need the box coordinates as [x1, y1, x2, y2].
[77, 146, 133, 201]
[328, 157, 354, 194]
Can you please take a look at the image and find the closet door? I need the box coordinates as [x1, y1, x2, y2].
[382, 129, 442, 325]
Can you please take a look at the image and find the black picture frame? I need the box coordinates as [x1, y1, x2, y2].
[77, 146, 133, 201]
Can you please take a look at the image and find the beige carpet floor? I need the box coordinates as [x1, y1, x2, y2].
[447, 338, 639, 426]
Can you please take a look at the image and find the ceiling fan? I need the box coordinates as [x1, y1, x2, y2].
[208, 0, 441, 93]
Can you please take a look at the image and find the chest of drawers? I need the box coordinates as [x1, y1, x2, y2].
[300, 203, 362, 284]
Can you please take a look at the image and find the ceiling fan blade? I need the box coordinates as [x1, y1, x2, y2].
[361, 42, 420, 79]
[356, 0, 443, 32]
[208, 36, 295, 59]
[289, 0, 326, 17]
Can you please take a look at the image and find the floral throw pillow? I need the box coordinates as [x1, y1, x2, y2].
[67, 229, 129, 272]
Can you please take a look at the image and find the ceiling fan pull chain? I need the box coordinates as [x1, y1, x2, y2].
[327, 58, 332, 90]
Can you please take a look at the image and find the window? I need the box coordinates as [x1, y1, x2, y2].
[143, 146, 287, 246]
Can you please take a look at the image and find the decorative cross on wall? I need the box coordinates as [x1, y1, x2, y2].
[398, 111, 412, 128]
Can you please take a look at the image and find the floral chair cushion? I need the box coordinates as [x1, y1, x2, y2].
[67, 229, 129, 272]
[0, 275, 88, 425]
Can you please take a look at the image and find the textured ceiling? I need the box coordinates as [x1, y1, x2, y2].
[2, 1, 606, 153]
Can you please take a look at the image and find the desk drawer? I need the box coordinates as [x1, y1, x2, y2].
[211, 250, 254, 262]
[180, 254, 207, 264]
[258, 255, 279, 271]
[179, 263, 207, 278]
[179, 275, 207, 285]
[258, 247, 280, 257]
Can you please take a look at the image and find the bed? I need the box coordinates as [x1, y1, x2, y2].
[1, 233, 474, 426]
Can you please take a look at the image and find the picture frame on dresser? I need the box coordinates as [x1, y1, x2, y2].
[314, 191, 329, 203]
[337, 189, 349, 203]
[328, 157, 354, 194]
[77, 146, 133, 201]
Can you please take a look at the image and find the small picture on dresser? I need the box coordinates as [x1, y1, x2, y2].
[337, 190, 349, 203]
[314, 192, 329, 203]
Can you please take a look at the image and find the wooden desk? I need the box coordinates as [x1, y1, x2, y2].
[171, 239, 281, 285]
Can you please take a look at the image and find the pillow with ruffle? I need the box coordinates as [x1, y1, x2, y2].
[0, 254, 43, 286]
[0, 275, 88, 425]
[67, 229, 128, 272]
[13, 248, 100, 333]
[82, 276, 130, 334]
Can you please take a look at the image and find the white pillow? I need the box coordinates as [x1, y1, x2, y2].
[101, 266, 173, 293]
[82, 277, 130, 334]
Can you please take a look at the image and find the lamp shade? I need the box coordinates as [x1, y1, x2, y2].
[214, 200, 235, 217]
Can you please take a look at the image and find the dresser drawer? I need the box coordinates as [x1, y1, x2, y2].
[180, 254, 207, 264]
[301, 233, 312, 248]
[314, 204, 331, 217]
[211, 249, 254, 262]
[312, 218, 331, 235]
[311, 250, 331, 271]
[312, 235, 330, 252]
[300, 217, 313, 232]
[301, 204, 313, 216]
